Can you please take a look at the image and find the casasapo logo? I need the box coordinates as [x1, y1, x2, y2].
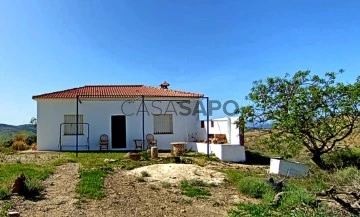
[120, 100, 239, 116]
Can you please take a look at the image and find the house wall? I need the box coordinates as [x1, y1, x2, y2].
[197, 117, 240, 144]
[36, 98, 200, 151]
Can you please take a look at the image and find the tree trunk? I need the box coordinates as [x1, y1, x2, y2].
[311, 153, 332, 170]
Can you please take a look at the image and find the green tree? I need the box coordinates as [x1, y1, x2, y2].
[237, 70, 360, 170]
[30, 117, 37, 126]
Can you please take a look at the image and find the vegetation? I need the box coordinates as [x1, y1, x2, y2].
[0, 163, 55, 199]
[180, 179, 211, 197]
[0, 201, 13, 217]
[237, 70, 360, 170]
[225, 168, 352, 216]
[77, 169, 107, 199]
[140, 170, 150, 177]
[0, 124, 36, 145]
[161, 181, 171, 189]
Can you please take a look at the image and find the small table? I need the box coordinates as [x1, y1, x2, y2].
[134, 139, 143, 150]
[170, 142, 187, 156]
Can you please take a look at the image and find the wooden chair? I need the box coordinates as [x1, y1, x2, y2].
[134, 139, 143, 151]
[100, 134, 109, 151]
[146, 134, 157, 149]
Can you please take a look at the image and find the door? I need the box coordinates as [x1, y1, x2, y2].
[111, 115, 126, 148]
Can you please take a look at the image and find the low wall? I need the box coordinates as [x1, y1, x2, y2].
[269, 158, 309, 177]
[187, 143, 246, 162]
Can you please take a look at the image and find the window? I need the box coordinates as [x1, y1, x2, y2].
[153, 114, 173, 134]
[200, 120, 204, 128]
[211, 120, 214, 128]
[64, 114, 84, 135]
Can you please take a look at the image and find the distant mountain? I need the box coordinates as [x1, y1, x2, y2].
[0, 124, 36, 143]
[246, 123, 272, 129]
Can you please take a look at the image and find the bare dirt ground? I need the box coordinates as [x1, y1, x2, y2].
[82, 167, 253, 217]
[4, 160, 259, 217]
[10, 163, 83, 217]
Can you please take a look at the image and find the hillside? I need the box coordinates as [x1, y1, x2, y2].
[0, 123, 36, 143]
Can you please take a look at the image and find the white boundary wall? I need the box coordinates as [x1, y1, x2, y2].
[187, 142, 246, 162]
[269, 158, 309, 177]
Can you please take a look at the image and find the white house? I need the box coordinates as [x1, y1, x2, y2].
[32, 82, 204, 151]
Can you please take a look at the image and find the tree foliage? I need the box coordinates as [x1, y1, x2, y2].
[237, 70, 360, 169]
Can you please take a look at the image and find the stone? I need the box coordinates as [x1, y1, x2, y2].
[7, 211, 20, 217]
[104, 159, 117, 163]
[123, 152, 131, 159]
[151, 147, 158, 159]
[129, 153, 141, 161]
[12, 174, 27, 195]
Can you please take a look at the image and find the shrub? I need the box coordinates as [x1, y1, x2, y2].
[25, 135, 37, 146]
[2, 139, 13, 148]
[25, 178, 44, 198]
[12, 141, 29, 150]
[13, 133, 27, 142]
[237, 176, 275, 199]
[333, 166, 360, 189]
[278, 185, 316, 210]
[140, 151, 149, 161]
[323, 148, 360, 169]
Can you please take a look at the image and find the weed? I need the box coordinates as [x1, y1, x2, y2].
[161, 181, 171, 189]
[333, 166, 360, 187]
[76, 170, 106, 199]
[25, 178, 44, 198]
[180, 198, 192, 205]
[195, 157, 207, 167]
[212, 200, 222, 207]
[140, 171, 150, 177]
[187, 179, 208, 187]
[277, 185, 316, 210]
[140, 151, 149, 161]
[149, 184, 158, 190]
[229, 203, 273, 217]
[180, 180, 211, 197]
[0, 201, 13, 217]
[136, 176, 146, 182]
[237, 176, 275, 199]
[0, 163, 54, 200]
[0, 188, 11, 200]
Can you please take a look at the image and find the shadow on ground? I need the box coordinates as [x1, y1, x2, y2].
[245, 150, 270, 165]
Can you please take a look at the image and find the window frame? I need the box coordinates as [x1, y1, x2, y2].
[153, 114, 174, 135]
[63, 114, 84, 136]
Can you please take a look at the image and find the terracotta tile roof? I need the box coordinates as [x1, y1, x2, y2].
[32, 85, 204, 99]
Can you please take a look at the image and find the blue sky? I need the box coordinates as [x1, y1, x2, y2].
[0, 0, 360, 125]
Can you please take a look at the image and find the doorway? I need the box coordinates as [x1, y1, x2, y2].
[111, 115, 126, 148]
